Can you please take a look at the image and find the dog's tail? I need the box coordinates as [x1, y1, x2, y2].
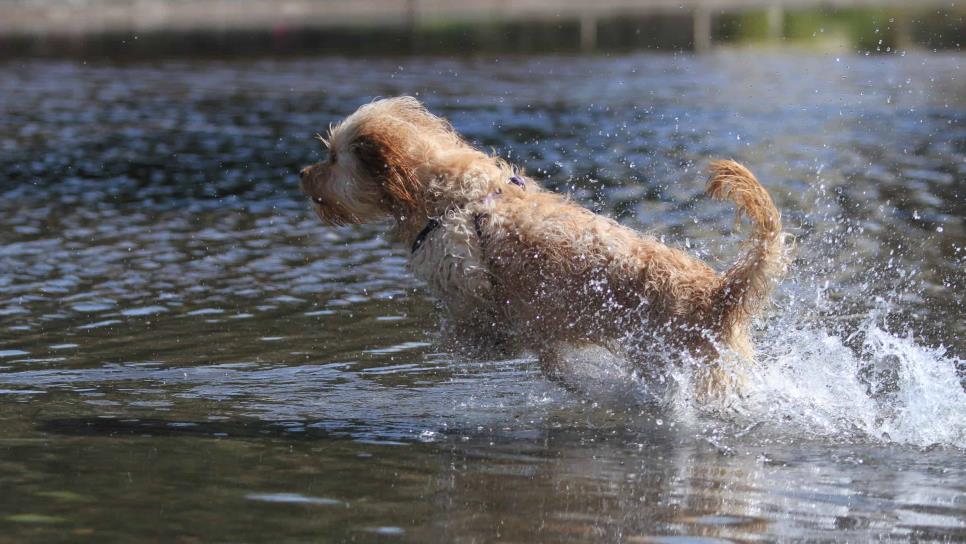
[705, 160, 790, 340]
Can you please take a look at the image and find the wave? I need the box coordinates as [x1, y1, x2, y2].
[548, 300, 965, 449]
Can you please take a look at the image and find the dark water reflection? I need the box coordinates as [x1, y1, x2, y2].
[0, 53, 964, 541]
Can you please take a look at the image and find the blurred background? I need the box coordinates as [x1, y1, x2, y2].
[1, 0, 963, 57]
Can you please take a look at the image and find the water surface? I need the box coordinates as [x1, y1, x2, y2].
[0, 52, 964, 541]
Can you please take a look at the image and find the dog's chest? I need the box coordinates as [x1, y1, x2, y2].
[409, 214, 492, 307]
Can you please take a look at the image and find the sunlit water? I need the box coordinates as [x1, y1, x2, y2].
[0, 52, 964, 541]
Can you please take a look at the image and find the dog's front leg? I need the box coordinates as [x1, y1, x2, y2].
[441, 307, 518, 358]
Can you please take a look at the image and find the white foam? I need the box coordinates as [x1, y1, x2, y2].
[549, 304, 964, 449]
[699, 307, 964, 449]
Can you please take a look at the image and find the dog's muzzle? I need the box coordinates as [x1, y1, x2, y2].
[298, 168, 325, 205]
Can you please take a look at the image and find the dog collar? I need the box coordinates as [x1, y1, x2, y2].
[411, 218, 441, 254]
[411, 175, 524, 254]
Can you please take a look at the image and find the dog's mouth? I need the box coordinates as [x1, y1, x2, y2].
[308, 195, 361, 226]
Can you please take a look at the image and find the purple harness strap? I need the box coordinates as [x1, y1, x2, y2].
[411, 175, 524, 254]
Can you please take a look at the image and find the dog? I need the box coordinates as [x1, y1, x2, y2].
[299, 97, 789, 397]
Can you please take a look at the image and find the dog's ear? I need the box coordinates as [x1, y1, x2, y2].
[351, 131, 421, 211]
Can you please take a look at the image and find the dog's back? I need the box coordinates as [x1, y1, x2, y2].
[469, 161, 788, 363]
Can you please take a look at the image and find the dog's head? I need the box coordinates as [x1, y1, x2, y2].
[299, 97, 466, 225]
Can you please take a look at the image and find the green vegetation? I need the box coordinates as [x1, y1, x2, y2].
[717, 7, 962, 53]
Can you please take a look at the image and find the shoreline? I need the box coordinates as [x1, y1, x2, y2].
[0, 0, 961, 58]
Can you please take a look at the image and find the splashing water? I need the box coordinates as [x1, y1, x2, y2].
[674, 160, 965, 449]
[556, 303, 965, 449]
[552, 242, 964, 450]
[728, 309, 965, 449]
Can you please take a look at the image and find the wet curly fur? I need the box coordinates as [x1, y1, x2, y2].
[299, 97, 790, 397]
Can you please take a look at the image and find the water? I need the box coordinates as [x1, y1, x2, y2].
[0, 52, 964, 541]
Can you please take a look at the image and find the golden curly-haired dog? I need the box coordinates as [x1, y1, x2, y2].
[299, 97, 789, 396]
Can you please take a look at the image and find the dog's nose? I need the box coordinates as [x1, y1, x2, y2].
[299, 167, 309, 180]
